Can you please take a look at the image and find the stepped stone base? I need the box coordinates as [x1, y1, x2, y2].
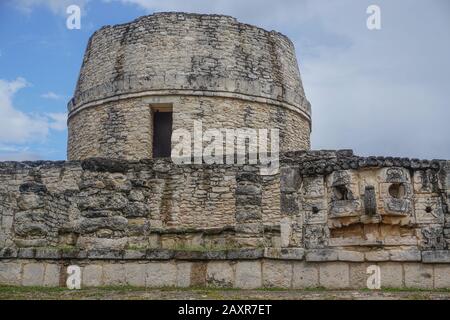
[1, 249, 449, 290]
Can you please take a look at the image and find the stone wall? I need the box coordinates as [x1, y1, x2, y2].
[68, 95, 310, 160]
[1, 151, 449, 288]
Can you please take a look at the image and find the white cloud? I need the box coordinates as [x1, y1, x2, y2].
[41, 91, 63, 100]
[0, 144, 41, 161]
[103, 0, 450, 159]
[47, 112, 68, 131]
[13, 0, 89, 16]
[0, 152, 42, 161]
[0, 78, 67, 145]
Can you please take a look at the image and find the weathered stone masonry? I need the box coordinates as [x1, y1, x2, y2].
[1, 152, 449, 288]
[67, 13, 311, 160]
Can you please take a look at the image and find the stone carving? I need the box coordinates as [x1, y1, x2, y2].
[327, 170, 362, 219]
[304, 225, 330, 249]
[421, 226, 445, 250]
[379, 167, 414, 216]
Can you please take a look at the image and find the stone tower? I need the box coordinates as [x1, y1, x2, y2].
[67, 12, 311, 160]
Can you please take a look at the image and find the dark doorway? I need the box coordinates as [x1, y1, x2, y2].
[153, 111, 173, 158]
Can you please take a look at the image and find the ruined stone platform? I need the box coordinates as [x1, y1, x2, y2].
[1, 151, 449, 289]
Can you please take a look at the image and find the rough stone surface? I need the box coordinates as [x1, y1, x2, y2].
[125, 263, 146, 287]
[176, 262, 192, 288]
[145, 262, 177, 287]
[22, 263, 45, 286]
[349, 263, 371, 289]
[262, 260, 293, 288]
[43, 264, 61, 287]
[434, 265, 450, 289]
[235, 261, 261, 289]
[319, 263, 350, 289]
[379, 263, 404, 288]
[0, 153, 447, 257]
[338, 250, 365, 262]
[389, 250, 422, 262]
[422, 250, 450, 263]
[206, 262, 234, 288]
[82, 265, 103, 287]
[292, 262, 319, 289]
[365, 251, 390, 262]
[0, 262, 22, 286]
[404, 263, 434, 289]
[306, 249, 338, 262]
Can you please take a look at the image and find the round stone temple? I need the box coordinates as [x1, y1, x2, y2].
[67, 12, 312, 160]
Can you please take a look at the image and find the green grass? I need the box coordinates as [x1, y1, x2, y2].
[2, 285, 449, 294]
[1, 283, 449, 302]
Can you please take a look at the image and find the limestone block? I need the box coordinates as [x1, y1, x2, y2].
[206, 262, 234, 288]
[292, 262, 319, 289]
[227, 248, 264, 260]
[125, 263, 146, 287]
[306, 249, 338, 262]
[365, 251, 390, 262]
[404, 263, 433, 289]
[18, 248, 35, 259]
[35, 248, 62, 259]
[319, 263, 349, 289]
[280, 218, 291, 247]
[379, 262, 403, 288]
[82, 265, 103, 287]
[264, 248, 305, 260]
[262, 260, 293, 288]
[422, 250, 450, 263]
[434, 265, 450, 289]
[389, 249, 421, 262]
[190, 262, 207, 287]
[103, 264, 126, 286]
[176, 262, 192, 288]
[22, 263, 45, 286]
[349, 263, 371, 289]
[338, 250, 364, 262]
[43, 264, 61, 287]
[145, 262, 176, 288]
[123, 249, 146, 260]
[235, 261, 262, 289]
[0, 262, 22, 286]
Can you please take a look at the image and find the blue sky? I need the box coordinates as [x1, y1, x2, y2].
[0, 0, 449, 161]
